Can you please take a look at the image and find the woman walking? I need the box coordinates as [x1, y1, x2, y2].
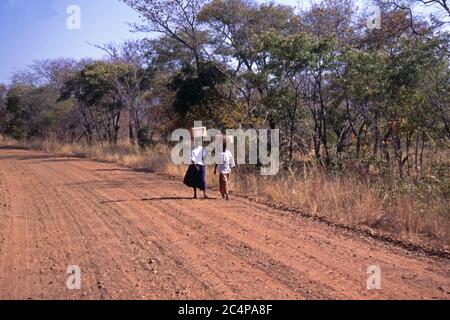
[183, 141, 208, 199]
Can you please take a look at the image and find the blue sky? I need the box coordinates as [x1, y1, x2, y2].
[1, 0, 441, 84]
[0, 0, 146, 83]
[0, 0, 314, 84]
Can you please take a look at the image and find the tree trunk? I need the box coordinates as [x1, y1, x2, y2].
[394, 135, 403, 180]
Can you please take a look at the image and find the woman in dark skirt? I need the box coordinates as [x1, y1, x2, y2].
[183, 143, 208, 199]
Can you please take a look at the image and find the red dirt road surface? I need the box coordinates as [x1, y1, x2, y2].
[0, 146, 449, 300]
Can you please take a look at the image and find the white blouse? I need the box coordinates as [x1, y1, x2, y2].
[191, 146, 206, 165]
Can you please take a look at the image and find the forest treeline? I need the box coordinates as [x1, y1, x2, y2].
[0, 0, 449, 180]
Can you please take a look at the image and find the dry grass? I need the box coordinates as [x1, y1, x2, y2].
[2, 136, 448, 248]
[243, 174, 384, 225]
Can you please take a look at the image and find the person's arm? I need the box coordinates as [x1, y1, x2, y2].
[230, 152, 236, 168]
[191, 149, 195, 164]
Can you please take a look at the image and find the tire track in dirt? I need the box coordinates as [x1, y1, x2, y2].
[27, 159, 159, 299]
[45, 160, 300, 299]
[33, 157, 240, 299]
[23, 160, 107, 299]
[0, 158, 35, 298]
[46, 159, 331, 299]
[46, 153, 450, 299]
[64, 160, 445, 297]
[159, 199, 448, 299]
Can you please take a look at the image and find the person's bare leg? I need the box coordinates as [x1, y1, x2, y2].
[225, 174, 230, 200]
[203, 190, 208, 199]
[193, 188, 197, 199]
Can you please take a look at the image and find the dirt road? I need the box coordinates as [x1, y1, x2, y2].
[0, 146, 448, 300]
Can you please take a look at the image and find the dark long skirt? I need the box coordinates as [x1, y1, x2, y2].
[183, 164, 206, 191]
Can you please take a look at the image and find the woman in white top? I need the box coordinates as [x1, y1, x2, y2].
[183, 143, 208, 199]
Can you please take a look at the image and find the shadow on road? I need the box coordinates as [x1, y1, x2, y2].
[100, 196, 217, 204]
[0, 146, 29, 151]
[142, 197, 218, 201]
